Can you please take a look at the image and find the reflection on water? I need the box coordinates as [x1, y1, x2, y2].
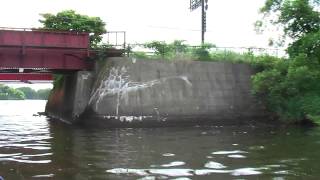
[0, 100, 320, 179]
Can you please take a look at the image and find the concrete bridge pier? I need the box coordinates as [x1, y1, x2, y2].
[46, 57, 269, 127]
[45, 71, 94, 124]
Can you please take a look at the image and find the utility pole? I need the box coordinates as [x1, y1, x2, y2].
[190, 0, 208, 44]
[201, 0, 205, 44]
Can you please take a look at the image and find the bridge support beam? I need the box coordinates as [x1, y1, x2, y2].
[0, 73, 53, 81]
[45, 71, 94, 123]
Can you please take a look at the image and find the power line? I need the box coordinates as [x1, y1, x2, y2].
[146, 25, 214, 32]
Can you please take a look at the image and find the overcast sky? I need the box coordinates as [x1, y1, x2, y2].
[0, 0, 272, 47]
[1, 0, 275, 89]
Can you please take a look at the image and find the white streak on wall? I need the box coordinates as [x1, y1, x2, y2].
[81, 73, 90, 80]
[89, 67, 193, 117]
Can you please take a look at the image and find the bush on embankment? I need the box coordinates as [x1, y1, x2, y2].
[251, 0, 320, 125]
[128, 40, 277, 63]
[252, 54, 320, 124]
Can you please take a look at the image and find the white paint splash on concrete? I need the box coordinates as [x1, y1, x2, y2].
[81, 73, 90, 80]
[102, 115, 152, 122]
[89, 66, 192, 118]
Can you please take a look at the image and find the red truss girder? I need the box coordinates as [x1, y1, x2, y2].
[0, 46, 93, 70]
[0, 29, 93, 70]
[0, 73, 53, 81]
[0, 29, 89, 48]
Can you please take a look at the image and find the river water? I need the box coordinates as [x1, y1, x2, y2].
[0, 100, 320, 180]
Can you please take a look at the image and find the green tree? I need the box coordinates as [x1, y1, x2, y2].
[0, 85, 25, 100]
[37, 89, 51, 100]
[17, 87, 37, 99]
[39, 10, 107, 89]
[144, 41, 172, 58]
[143, 40, 215, 60]
[258, 0, 320, 56]
[252, 0, 320, 124]
[191, 43, 215, 60]
[39, 10, 107, 47]
[260, 0, 320, 38]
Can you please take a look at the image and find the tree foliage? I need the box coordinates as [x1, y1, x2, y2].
[39, 10, 106, 47]
[0, 85, 51, 100]
[260, 0, 320, 39]
[0, 85, 25, 100]
[39, 10, 107, 89]
[17, 87, 37, 99]
[36, 89, 51, 100]
[16, 87, 51, 100]
[129, 40, 266, 63]
[252, 0, 320, 124]
[131, 40, 217, 60]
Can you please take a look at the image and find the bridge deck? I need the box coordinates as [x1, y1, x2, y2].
[0, 28, 92, 71]
[0, 28, 125, 81]
[0, 73, 53, 81]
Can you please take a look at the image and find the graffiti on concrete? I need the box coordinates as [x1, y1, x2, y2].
[89, 66, 192, 118]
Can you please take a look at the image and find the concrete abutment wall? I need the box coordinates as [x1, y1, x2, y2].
[46, 57, 268, 127]
[45, 71, 94, 124]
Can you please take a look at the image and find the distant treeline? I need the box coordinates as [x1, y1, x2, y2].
[0, 84, 51, 100]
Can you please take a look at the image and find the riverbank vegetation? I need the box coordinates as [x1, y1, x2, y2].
[16, 87, 51, 100]
[252, 0, 320, 124]
[127, 40, 278, 63]
[0, 85, 51, 100]
[0, 84, 25, 100]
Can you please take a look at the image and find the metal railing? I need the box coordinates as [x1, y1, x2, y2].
[0, 27, 90, 35]
[124, 43, 286, 59]
[104, 31, 126, 49]
[1, 27, 284, 59]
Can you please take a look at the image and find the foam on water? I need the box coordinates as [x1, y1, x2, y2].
[162, 153, 175, 157]
[107, 167, 269, 177]
[212, 150, 248, 155]
[161, 161, 186, 167]
[228, 154, 247, 158]
[204, 161, 227, 169]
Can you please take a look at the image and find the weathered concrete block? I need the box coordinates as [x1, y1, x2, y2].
[46, 57, 268, 127]
[46, 71, 94, 123]
[79, 57, 267, 127]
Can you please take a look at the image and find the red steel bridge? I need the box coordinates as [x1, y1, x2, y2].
[0, 28, 124, 82]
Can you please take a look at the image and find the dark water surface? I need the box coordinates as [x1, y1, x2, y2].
[0, 100, 320, 180]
